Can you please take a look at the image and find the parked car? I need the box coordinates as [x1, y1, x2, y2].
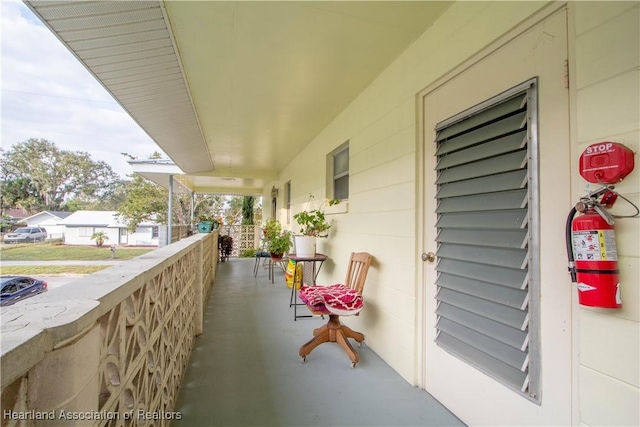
[0, 276, 48, 307]
[2, 227, 47, 243]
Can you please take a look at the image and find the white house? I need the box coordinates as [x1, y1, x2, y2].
[58, 210, 159, 247]
[18, 211, 72, 239]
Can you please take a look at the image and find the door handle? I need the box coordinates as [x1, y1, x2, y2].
[421, 252, 436, 263]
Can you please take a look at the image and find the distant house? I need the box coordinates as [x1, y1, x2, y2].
[58, 211, 159, 246]
[19, 211, 72, 239]
[1, 208, 31, 232]
[6, 207, 28, 218]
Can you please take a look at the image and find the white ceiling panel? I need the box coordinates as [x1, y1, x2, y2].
[27, 0, 452, 191]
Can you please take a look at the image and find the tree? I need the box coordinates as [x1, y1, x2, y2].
[91, 231, 109, 247]
[226, 196, 243, 225]
[0, 138, 119, 213]
[116, 151, 228, 231]
[193, 194, 226, 224]
[64, 179, 129, 212]
[115, 174, 168, 232]
[219, 195, 262, 225]
[0, 177, 38, 216]
[113, 153, 264, 232]
[242, 196, 255, 225]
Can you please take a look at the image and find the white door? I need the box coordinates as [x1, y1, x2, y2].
[119, 228, 128, 245]
[419, 6, 573, 426]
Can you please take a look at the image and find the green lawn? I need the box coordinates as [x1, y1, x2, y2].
[1, 265, 109, 275]
[1, 243, 154, 261]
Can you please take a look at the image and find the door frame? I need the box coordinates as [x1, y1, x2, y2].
[414, 1, 573, 423]
[119, 227, 128, 245]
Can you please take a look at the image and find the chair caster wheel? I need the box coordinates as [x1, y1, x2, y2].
[301, 356, 306, 363]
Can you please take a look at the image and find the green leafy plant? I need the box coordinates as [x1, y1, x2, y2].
[219, 235, 233, 261]
[198, 214, 218, 224]
[91, 231, 109, 247]
[197, 214, 221, 231]
[266, 230, 293, 257]
[240, 248, 256, 258]
[262, 218, 282, 240]
[293, 194, 332, 237]
[262, 218, 291, 256]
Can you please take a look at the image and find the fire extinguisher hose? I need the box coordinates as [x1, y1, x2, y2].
[566, 206, 577, 283]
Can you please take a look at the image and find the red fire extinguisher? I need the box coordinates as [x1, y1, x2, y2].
[566, 187, 621, 308]
[567, 141, 637, 308]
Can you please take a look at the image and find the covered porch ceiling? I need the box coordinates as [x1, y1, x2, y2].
[27, 1, 452, 194]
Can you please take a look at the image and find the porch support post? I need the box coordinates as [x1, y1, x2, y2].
[190, 191, 195, 228]
[195, 238, 204, 336]
[167, 174, 173, 246]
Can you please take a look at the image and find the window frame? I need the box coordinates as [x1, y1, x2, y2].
[78, 227, 93, 237]
[328, 141, 349, 201]
[285, 181, 291, 225]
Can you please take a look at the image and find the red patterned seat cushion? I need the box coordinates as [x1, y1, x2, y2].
[299, 284, 363, 316]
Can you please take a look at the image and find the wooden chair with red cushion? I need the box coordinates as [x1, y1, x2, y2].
[298, 252, 373, 367]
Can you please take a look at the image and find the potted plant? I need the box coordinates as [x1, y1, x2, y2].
[292, 195, 334, 257]
[266, 230, 293, 259]
[219, 234, 233, 261]
[262, 218, 282, 240]
[197, 214, 219, 233]
[293, 209, 331, 237]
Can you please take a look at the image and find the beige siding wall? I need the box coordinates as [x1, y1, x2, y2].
[278, 0, 548, 382]
[573, 2, 640, 426]
[277, 2, 638, 425]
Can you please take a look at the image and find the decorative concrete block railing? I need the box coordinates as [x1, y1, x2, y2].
[1, 230, 219, 426]
[158, 225, 193, 247]
[218, 225, 261, 257]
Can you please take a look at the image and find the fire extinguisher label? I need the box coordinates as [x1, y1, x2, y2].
[577, 282, 597, 292]
[572, 230, 618, 261]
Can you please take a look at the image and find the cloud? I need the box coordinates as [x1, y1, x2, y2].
[1, 0, 163, 177]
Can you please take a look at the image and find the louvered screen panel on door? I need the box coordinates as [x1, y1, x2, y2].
[434, 82, 539, 400]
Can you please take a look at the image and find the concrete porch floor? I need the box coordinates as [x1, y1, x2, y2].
[173, 258, 465, 427]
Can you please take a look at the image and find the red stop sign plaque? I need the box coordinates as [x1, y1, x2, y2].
[579, 142, 635, 184]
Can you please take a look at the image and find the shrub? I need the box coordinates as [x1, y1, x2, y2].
[240, 248, 256, 258]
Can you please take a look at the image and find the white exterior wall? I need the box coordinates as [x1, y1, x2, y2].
[130, 226, 158, 246]
[63, 226, 158, 246]
[280, 0, 550, 382]
[276, 2, 640, 425]
[40, 224, 65, 238]
[63, 227, 119, 246]
[572, 2, 640, 426]
[22, 214, 66, 238]
[277, 1, 638, 426]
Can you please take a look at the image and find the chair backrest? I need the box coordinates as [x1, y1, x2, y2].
[344, 252, 373, 294]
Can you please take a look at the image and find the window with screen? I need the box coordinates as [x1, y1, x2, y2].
[332, 142, 349, 200]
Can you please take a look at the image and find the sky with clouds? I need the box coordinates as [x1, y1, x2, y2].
[1, 0, 164, 178]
